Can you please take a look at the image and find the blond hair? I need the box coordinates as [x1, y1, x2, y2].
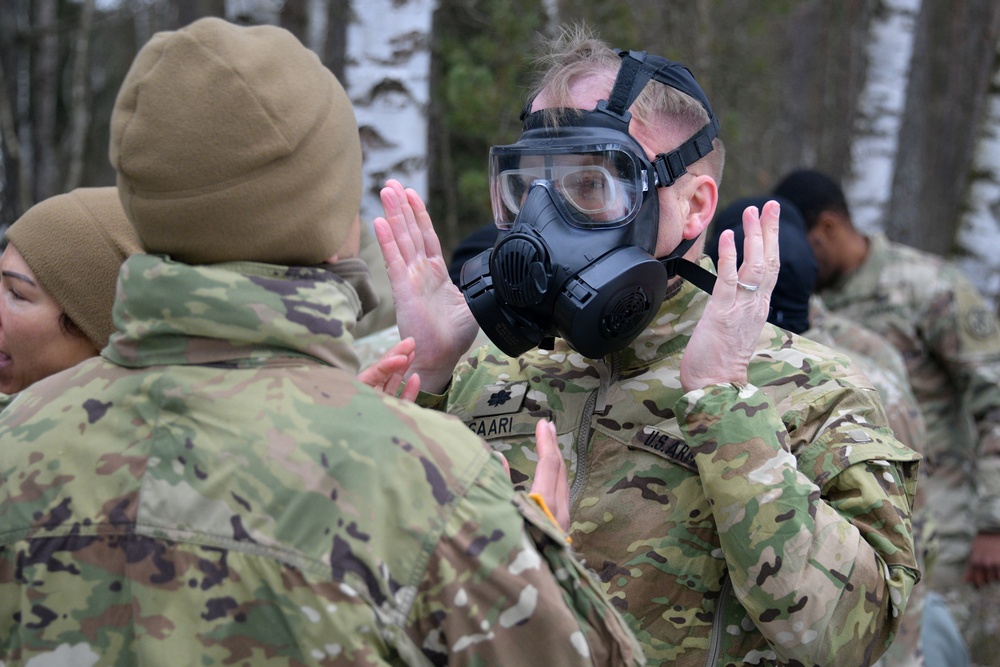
[528, 24, 725, 183]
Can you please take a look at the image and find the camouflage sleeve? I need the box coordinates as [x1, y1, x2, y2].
[676, 382, 920, 666]
[415, 389, 449, 412]
[925, 275, 1000, 531]
[405, 454, 644, 666]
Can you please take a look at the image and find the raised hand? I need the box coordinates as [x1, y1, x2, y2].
[680, 200, 781, 391]
[356, 337, 421, 402]
[528, 419, 570, 532]
[965, 532, 1000, 587]
[373, 180, 480, 392]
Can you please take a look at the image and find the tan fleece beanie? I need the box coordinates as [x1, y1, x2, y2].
[5, 187, 143, 350]
[109, 17, 362, 265]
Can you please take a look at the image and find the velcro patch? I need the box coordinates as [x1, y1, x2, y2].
[964, 306, 999, 340]
[628, 426, 698, 472]
[471, 381, 528, 417]
[466, 411, 546, 440]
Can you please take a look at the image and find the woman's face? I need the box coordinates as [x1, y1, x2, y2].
[0, 244, 97, 394]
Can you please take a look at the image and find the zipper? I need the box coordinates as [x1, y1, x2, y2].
[569, 353, 620, 505]
[705, 574, 731, 667]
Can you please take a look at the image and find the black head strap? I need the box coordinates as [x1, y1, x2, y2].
[606, 50, 720, 293]
[608, 49, 720, 187]
[659, 237, 718, 294]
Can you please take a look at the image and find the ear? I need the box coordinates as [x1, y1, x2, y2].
[811, 210, 841, 241]
[681, 174, 718, 240]
[326, 214, 363, 263]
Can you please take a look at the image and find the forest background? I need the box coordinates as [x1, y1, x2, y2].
[3, 0, 1000, 308]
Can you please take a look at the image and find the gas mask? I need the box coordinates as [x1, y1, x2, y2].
[459, 50, 720, 358]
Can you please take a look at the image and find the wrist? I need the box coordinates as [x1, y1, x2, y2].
[413, 365, 458, 394]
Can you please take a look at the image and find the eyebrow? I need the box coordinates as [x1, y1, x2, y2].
[1, 270, 38, 287]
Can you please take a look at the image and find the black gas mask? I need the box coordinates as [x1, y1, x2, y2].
[459, 50, 720, 358]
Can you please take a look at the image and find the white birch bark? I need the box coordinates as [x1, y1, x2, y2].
[843, 0, 920, 234]
[344, 0, 435, 226]
[956, 34, 1000, 306]
[541, 0, 559, 29]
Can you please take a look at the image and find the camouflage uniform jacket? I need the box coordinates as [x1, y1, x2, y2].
[807, 298, 933, 667]
[0, 255, 642, 667]
[421, 260, 921, 667]
[820, 233, 1000, 566]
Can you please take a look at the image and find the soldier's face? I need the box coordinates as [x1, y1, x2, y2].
[532, 77, 709, 261]
[0, 245, 97, 394]
[806, 228, 839, 290]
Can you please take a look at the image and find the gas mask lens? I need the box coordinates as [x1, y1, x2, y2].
[489, 146, 646, 229]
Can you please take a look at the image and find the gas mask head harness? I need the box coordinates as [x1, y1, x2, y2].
[459, 49, 720, 359]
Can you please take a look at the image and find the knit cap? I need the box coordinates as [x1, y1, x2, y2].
[109, 17, 362, 265]
[5, 187, 143, 349]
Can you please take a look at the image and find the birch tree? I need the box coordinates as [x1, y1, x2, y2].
[842, 0, 920, 234]
[957, 35, 1000, 305]
[345, 0, 435, 226]
[885, 0, 1000, 254]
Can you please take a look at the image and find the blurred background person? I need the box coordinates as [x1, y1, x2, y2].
[708, 194, 968, 667]
[0, 18, 642, 666]
[0, 187, 142, 401]
[773, 168, 1000, 664]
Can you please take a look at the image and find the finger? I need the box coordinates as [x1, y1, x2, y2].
[549, 421, 569, 530]
[493, 450, 511, 478]
[714, 228, 739, 298]
[379, 183, 418, 265]
[758, 200, 781, 294]
[532, 419, 557, 496]
[373, 216, 406, 280]
[738, 205, 764, 285]
[398, 373, 421, 402]
[357, 349, 404, 388]
[384, 336, 416, 361]
[532, 419, 570, 531]
[403, 187, 439, 259]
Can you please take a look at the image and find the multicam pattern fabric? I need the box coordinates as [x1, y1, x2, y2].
[422, 257, 921, 667]
[354, 325, 493, 373]
[0, 254, 642, 666]
[807, 298, 934, 667]
[819, 233, 1000, 664]
[819, 234, 1000, 566]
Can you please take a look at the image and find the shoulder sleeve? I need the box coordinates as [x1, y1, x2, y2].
[675, 382, 920, 666]
[405, 453, 643, 667]
[925, 272, 1000, 530]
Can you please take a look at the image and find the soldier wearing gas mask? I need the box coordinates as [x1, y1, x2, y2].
[374, 27, 920, 667]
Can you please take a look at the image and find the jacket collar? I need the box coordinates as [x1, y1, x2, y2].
[104, 254, 363, 373]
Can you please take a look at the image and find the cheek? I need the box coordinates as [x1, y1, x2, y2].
[653, 191, 686, 257]
[6, 307, 89, 375]
[806, 240, 829, 273]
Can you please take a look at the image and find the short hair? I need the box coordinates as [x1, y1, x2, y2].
[772, 168, 851, 231]
[528, 24, 725, 183]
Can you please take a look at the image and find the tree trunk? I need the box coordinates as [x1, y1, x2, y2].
[65, 0, 96, 191]
[957, 32, 1000, 307]
[324, 0, 349, 83]
[0, 52, 32, 223]
[32, 0, 59, 201]
[345, 0, 435, 226]
[843, 0, 920, 234]
[885, 0, 1000, 251]
[279, 0, 308, 40]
